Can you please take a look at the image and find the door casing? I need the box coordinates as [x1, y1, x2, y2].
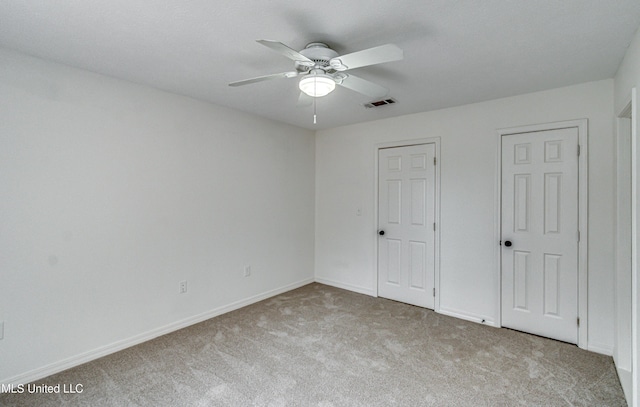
[495, 119, 588, 350]
[374, 137, 441, 311]
[616, 93, 634, 405]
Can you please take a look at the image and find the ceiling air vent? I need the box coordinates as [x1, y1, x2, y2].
[364, 98, 397, 108]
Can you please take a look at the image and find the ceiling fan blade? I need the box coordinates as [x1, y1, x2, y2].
[296, 92, 313, 107]
[330, 44, 403, 71]
[228, 71, 298, 87]
[337, 74, 389, 98]
[256, 40, 314, 65]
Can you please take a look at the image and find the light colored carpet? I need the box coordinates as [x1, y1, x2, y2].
[0, 283, 626, 406]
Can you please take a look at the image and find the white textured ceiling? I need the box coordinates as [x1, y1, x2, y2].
[1, 1, 639, 130]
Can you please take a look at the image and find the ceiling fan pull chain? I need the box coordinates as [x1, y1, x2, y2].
[313, 76, 317, 124]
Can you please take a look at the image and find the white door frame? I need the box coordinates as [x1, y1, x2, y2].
[616, 91, 634, 406]
[494, 119, 588, 350]
[374, 137, 441, 311]
[627, 87, 640, 407]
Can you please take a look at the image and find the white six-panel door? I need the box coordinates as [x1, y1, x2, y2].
[501, 128, 579, 344]
[378, 144, 436, 309]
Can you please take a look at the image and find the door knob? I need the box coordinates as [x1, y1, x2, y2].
[379, 230, 385, 236]
[504, 240, 512, 247]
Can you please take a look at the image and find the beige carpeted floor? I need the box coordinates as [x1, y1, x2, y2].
[0, 283, 627, 406]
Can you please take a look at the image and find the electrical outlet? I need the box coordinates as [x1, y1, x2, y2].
[244, 266, 251, 277]
[179, 280, 187, 294]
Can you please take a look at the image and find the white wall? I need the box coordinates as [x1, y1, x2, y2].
[315, 79, 615, 353]
[0, 48, 315, 383]
[614, 26, 640, 407]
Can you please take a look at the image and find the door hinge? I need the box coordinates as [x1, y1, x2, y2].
[577, 230, 580, 242]
[433, 157, 437, 166]
[433, 222, 436, 231]
[577, 317, 580, 327]
[433, 288, 436, 297]
[577, 145, 581, 156]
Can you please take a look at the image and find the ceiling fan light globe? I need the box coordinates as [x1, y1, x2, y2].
[299, 74, 336, 97]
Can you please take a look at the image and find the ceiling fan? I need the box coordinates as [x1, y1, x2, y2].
[229, 40, 403, 102]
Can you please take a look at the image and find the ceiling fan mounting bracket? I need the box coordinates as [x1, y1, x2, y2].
[305, 42, 330, 49]
[333, 72, 348, 84]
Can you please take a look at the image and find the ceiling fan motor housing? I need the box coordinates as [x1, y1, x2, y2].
[296, 43, 339, 73]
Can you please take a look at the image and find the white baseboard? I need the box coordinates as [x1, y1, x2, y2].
[438, 307, 497, 327]
[314, 277, 375, 297]
[587, 342, 614, 356]
[3, 277, 314, 386]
